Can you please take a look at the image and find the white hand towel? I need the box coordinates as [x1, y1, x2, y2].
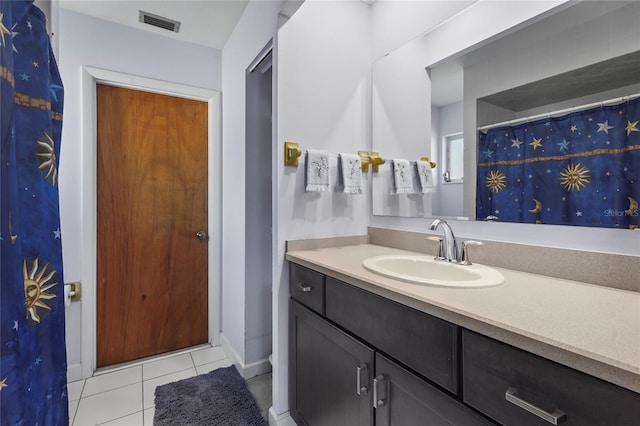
[305, 149, 330, 192]
[335, 153, 363, 194]
[391, 159, 414, 194]
[415, 160, 435, 193]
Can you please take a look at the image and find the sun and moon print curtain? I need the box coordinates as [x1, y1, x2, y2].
[1, 1, 69, 424]
[477, 96, 640, 229]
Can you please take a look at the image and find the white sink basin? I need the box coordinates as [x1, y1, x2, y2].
[362, 255, 504, 288]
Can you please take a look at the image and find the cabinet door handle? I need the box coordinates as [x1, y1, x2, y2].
[505, 387, 566, 424]
[373, 375, 386, 408]
[297, 282, 312, 292]
[356, 364, 369, 395]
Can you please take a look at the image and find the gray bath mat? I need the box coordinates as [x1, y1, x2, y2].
[154, 366, 267, 425]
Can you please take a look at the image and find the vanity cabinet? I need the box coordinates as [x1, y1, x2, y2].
[289, 263, 492, 426]
[463, 330, 640, 426]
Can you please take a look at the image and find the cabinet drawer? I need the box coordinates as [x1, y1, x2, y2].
[463, 330, 640, 426]
[289, 262, 325, 315]
[326, 277, 459, 394]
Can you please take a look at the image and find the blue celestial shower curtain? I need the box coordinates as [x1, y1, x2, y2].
[477, 97, 640, 229]
[1, 1, 68, 424]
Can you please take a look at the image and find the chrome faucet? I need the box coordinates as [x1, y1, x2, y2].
[429, 219, 459, 263]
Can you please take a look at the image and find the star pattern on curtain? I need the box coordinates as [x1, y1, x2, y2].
[1, 1, 68, 424]
[477, 97, 640, 229]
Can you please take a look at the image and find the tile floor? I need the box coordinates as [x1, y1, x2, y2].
[67, 345, 233, 425]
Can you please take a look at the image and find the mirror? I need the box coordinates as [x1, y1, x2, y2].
[372, 0, 640, 228]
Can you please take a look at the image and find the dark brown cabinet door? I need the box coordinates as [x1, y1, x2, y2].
[374, 353, 493, 426]
[290, 300, 374, 426]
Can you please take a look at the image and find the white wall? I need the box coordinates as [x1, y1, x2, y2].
[57, 8, 222, 374]
[274, 0, 371, 415]
[220, 0, 288, 374]
[370, 0, 475, 60]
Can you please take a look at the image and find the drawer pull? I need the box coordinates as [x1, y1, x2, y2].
[373, 375, 386, 408]
[297, 283, 312, 293]
[505, 387, 566, 425]
[356, 364, 369, 395]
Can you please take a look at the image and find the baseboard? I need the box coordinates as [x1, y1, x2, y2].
[243, 357, 272, 379]
[219, 332, 242, 368]
[269, 407, 296, 426]
[219, 333, 272, 379]
[67, 363, 82, 383]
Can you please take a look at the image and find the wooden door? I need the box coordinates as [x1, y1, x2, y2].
[96, 84, 208, 367]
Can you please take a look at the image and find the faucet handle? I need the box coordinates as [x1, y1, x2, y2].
[460, 240, 484, 265]
[427, 236, 446, 260]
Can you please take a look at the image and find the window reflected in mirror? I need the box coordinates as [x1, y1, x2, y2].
[442, 133, 463, 184]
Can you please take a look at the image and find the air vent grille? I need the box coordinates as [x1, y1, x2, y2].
[139, 10, 181, 33]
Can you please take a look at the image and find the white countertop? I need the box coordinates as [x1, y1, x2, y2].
[286, 244, 640, 393]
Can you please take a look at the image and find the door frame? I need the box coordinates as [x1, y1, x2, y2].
[80, 66, 221, 378]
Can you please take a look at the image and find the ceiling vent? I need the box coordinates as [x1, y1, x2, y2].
[139, 10, 181, 33]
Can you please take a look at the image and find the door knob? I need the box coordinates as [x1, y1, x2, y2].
[196, 231, 208, 240]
